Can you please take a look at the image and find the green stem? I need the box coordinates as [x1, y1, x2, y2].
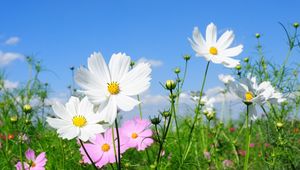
[19, 141, 25, 170]
[244, 104, 251, 170]
[155, 91, 175, 169]
[79, 139, 98, 170]
[115, 119, 122, 170]
[111, 127, 118, 169]
[182, 61, 210, 163]
[137, 95, 143, 119]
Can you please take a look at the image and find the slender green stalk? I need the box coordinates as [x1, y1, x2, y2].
[137, 95, 143, 119]
[111, 127, 118, 169]
[18, 141, 25, 170]
[244, 104, 251, 170]
[115, 119, 122, 170]
[181, 61, 210, 163]
[155, 90, 175, 169]
[79, 139, 98, 170]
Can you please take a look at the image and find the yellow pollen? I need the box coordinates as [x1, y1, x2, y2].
[72, 115, 87, 127]
[131, 133, 138, 139]
[245, 91, 254, 101]
[107, 82, 120, 95]
[101, 143, 110, 152]
[31, 162, 36, 167]
[209, 47, 218, 55]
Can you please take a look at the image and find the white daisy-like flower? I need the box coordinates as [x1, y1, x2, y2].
[189, 23, 243, 68]
[218, 74, 235, 84]
[228, 76, 286, 116]
[46, 96, 106, 142]
[75, 52, 151, 124]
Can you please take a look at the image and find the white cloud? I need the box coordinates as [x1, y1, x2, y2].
[45, 92, 69, 106]
[137, 57, 163, 67]
[5, 36, 20, 45]
[4, 80, 19, 89]
[0, 51, 24, 66]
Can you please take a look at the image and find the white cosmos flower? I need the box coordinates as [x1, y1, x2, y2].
[228, 76, 286, 116]
[75, 52, 151, 124]
[218, 74, 235, 84]
[46, 96, 106, 142]
[189, 23, 243, 68]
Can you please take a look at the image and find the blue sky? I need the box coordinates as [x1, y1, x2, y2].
[0, 0, 299, 102]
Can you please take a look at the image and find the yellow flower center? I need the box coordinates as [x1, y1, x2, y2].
[131, 133, 138, 139]
[72, 115, 87, 127]
[101, 143, 110, 152]
[107, 82, 120, 95]
[31, 162, 36, 167]
[245, 91, 254, 101]
[209, 46, 218, 55]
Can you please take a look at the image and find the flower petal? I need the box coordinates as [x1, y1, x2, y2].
[220, 45, 243, 58]
[116, 94, 140, 112]
[98, 97, 118, 124]
[109, 53, 131, 82]
[52, 102, 71, 120]
[46, 117, 70, 129]
[65, 96, 80, 116]
[217, 30, 234, 50]
[120, 62, 151, 96]
[87, 52, 111, 83]
[25, 148, 36, 161]
[206, 23, 217, 46]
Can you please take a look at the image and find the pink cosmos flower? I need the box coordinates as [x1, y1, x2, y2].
[120, 117, 154, 151]
[15, 148, 47, 170]
[80, 128, 126, 168]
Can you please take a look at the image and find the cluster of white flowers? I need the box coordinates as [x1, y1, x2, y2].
[47, 52, 151, 141]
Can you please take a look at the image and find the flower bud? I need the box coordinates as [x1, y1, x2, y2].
[161, 110, 171, 118]
[244, 57, 249, 63]
[255, 33, 260, 39]
[276, 122, 284, 129]
[165, 80, 176, 90]
[130, 61, 135, 67]
[174, 67, 181, 74]
[206, 111, 216, 120]
[150, 116, 161, 125]
[293, 22, 299, 28]
[183, 55, 191, 61]
[235, 65, 242, 71]
[23, 104, 32, 114]
[10, 115, 18, 123]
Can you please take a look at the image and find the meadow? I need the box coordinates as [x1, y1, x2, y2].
[0, 22, 300, 170]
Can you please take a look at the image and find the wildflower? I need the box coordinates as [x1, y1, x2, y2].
[79, 128, 126, 168]
[46, 96, 106, 142]
[15, 148, 47, 170]
[222, 159, 234, 168]
[249, 143, 255, 148]
[229, 127, 235, 132]
[229, 75, 286, 116]
[218, 74, 235, 84]
[120, 118, 154, 151]
[189, 23, 243, 68]
[203, 151, 211, 160]
[238, 150, 246, 156]
[75, 52, 151, 124]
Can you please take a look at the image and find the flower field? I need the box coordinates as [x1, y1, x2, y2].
[0, 22, 300, 170]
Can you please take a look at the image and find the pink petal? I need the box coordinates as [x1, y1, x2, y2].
[80, 143, 103, 163]
[25, 148, 36, 161]
[139, 129, 153, 137]
[35, 152, 47, 166]
[95, 153, 110, 168]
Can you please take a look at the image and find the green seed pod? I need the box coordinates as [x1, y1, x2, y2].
[255, 33, 261, 39]
[293, 22, 299, 28]
[174, 67, 181, 74]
